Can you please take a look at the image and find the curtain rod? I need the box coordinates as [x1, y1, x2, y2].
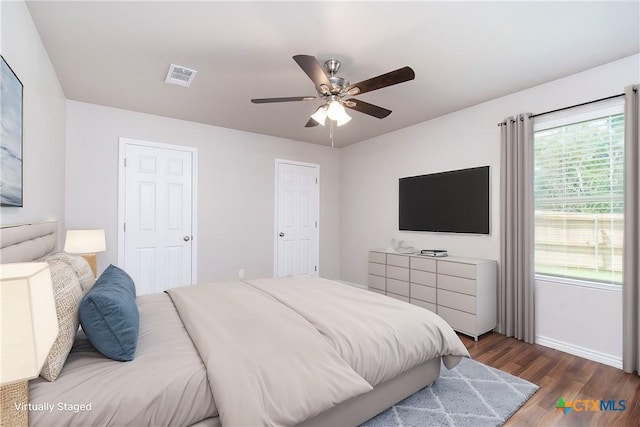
[530, 92, 625, 118]
[497, 90, 631, 126]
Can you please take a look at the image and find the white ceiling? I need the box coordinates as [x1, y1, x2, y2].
[26, 1, 639, 148]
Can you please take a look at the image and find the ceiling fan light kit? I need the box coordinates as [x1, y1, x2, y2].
[251, 55, 415, 132]
[326, 97, 351, 125]
[335, 112, 352, 127]
[310, 105, 328, 126]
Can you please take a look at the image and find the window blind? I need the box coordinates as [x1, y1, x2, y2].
[533, 108, 624, 285]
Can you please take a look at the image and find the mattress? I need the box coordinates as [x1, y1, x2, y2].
[29, 293, 217, 427]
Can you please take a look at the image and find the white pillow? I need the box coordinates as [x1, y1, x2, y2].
[43, 252, 96, 293]
[39, 258, 83, 381]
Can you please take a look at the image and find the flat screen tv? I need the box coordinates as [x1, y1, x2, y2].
[399, 166, 490, 234]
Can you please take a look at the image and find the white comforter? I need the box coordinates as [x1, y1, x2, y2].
[167, 277, 469, 427]
[247, 276, 469, 385]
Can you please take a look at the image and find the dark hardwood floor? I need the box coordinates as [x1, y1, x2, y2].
[458, 333, 640, 426]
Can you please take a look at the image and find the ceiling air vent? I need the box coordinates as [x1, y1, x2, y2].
[165, 64, 197, 87]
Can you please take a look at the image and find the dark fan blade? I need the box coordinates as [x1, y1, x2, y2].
[344, 99, 392, 119]
[346, 66, 415, 96]
[293, 55, 333, 94]
[251, 96, 316, 104]
[305, 118, 320, 128]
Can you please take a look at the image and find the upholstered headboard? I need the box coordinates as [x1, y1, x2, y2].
[0, 222, 59, 263]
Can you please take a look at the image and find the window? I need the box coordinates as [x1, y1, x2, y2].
[534, 101, 624, 285]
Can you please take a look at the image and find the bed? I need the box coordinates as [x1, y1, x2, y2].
[1, 222, 469, 427]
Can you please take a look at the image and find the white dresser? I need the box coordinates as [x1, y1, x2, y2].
[367, 251, 497, 340]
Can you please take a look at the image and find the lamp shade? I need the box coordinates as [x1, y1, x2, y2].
[326, 100, 352, 126]
[0, 263, 58, 385]
[335, 113, 352, 127]
[310, 105, 328, 126]
[64, 229, 106, 254]
[326, 100, 345, 120]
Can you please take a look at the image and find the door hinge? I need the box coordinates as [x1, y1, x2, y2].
[315, 221, 318, 228]
[315, 178, 318, 184]
[315, 266, 317, 272]
[123, 223, 126, 232]
[124, 158, 127, 167]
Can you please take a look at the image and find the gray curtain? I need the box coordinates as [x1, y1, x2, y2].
[499, 113, 535, 343]
[623, 84, 639, 375]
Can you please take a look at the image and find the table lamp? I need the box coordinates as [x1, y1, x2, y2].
[1, 262, 59, 427]
[64, 229, 106, 277]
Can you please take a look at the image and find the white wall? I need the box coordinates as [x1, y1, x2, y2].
[536, 279, 622, 368]
[65, 101, 341, 282]
[340, 54, 639, 365]
[0, 1, 66, 232]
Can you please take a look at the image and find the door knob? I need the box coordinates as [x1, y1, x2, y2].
[279, 232, 285, 237]
[184, 236, 191, 241]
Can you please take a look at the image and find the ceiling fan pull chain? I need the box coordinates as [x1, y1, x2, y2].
[330, 120, 334, 148]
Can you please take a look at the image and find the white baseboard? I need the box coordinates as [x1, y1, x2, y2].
[536, 335, 622, 369]
[336, 280, 368, 290]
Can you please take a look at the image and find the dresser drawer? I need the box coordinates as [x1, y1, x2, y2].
[369, 288, 385, 296]
[410, 283, 436, 304]
[437, 289, 476, 314]
[368, 251, 386, 264]
[368, 262, 386, 277]
[438, 260, 476, 279]
[387, 292, 409, 303]
[411, 299, 436, 312]
[387, 253, 409, 268]
[437, 305, 475, 334]
[368, 274, 385, 291]
[387, 278, 409, 296]
[411, 269, 436, 287]
[386, 265, 409, 281]
[410, 256, 437, 272]
[438, 274, 476, 296]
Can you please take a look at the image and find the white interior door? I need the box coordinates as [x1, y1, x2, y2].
[119, 139, 197, 295]
[275, 160, 319, 277]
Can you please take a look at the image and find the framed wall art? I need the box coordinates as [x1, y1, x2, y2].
[1, 55, 23, 207]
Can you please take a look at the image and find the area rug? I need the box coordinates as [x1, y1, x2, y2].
[361, 357, 539, 427]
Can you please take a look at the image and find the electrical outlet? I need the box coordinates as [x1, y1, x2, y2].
[238, 268, 245, 279]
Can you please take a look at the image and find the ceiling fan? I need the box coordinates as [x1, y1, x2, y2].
[251, 55, 415, 128]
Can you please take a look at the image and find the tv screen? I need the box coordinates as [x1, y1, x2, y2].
[399, 166, 490, 234]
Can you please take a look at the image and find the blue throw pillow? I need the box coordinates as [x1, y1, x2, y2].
[79, 264, 139, 361]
